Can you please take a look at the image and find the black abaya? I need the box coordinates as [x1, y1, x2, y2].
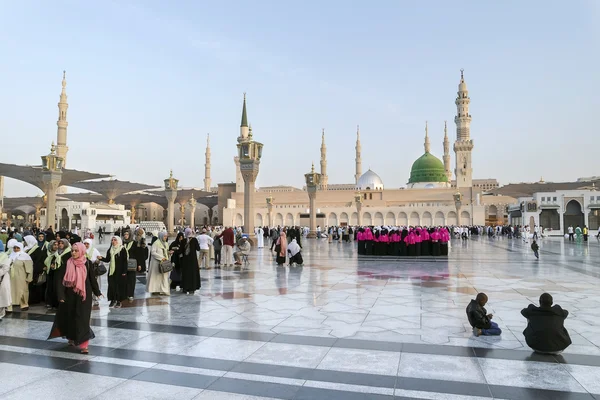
[46, 252, 71, 308]
[181, 238, 201, 293]
[48, 260, 101, 346]
[105, 248, 128, 302]
[28, 247, 45, 305]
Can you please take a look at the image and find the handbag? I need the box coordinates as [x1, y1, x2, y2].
[127, 258, 138, 272]
[36, 271, 47, 285]
[275, 244, 281, 254]
[94, 261, 107, 276]
[159, 260, 174, 273]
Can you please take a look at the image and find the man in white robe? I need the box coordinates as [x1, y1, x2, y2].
[0, 252, 12, 319]
[255, 227, 264, 248]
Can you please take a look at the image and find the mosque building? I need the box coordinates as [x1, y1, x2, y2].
[221, 71, 514, 228]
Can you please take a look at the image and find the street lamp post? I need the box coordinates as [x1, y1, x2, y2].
[189, 193, 197, 229]
[236, 134, 263, 239]
[305, 163, 321, 238]
[164, 170, 178, 233]
[454, 191, 463, 226]
[266, 194, 274, 227]
[354, 192, 363, 226]
[41, 143, 64, 230]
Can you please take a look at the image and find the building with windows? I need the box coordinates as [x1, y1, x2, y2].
[508, 189, 600, 235]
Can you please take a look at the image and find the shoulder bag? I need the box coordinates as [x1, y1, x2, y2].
[94, 261, 108, 276]
[159, 260, 174, 273]
[127, 258, 138, 272]
[36, 271, 47, 285]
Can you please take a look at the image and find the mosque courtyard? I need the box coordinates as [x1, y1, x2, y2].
[1, 236, 600, 399]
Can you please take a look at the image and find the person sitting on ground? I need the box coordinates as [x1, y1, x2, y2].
[521, 293, 571, 354]
[466, 293, 502, 336]
[287, 238, 303, 266]
[234, 237, 251, 265]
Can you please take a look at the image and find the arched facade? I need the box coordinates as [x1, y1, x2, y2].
[363, 212, 372, 225]
[374, 212, 384, 226]
[435, 211, 445, 226]
[350, 212, 358, 225]
[410, 211, 420, 226]
[255, 213, 263, 227]
[385, 212, 395, 226]
[328, 212, 338, 226]
[461, 211, 471, 225]
[285, 213, 294, 226]
[447, 211, 457, 225]
[564, 200, 584, 233]
[398, 212, 408, 226]
[274, 213, 283, 226]
[235, 213, 243, 227]
[340, 212, 349, 224]
[422, 211, 432, 226]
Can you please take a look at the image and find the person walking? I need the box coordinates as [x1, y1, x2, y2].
[583, 225, 588, 242]
[567, 225, 574, 241]
[196, 228, 213, 269]
[99, 236, 127, 309]
[0, 251, 12, 320]
[531, 240, 539, 260]
[146, 231, 172, 295]
[9, 242, 33, 311]
[47, 242, 102, 354]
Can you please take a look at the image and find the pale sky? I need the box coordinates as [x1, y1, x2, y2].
[1, 0, 599, 197]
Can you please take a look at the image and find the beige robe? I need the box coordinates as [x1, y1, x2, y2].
[10, 259, 33, 308]
[208, 230, 216, 259]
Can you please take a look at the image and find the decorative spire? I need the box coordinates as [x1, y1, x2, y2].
[169, 169, 173, 178]
[311, 162, 315, 173]
[460, 68, 464, 81]
[355, 124, 362, 185]
[444, 121, 448, 139]
[424, 121, 431, 153]
[240, 92, 248, 127]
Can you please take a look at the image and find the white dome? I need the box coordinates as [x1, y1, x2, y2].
[357, 169, 384, 190]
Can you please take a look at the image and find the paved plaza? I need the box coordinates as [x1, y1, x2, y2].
[1, 236, 600, 399]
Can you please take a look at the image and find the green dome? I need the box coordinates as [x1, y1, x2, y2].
[408, 152, 448, 184]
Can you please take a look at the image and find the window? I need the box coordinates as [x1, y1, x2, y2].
[553, 197, 557, 202]
[541, 197, 545, 202]
[369, 193, 373, 200]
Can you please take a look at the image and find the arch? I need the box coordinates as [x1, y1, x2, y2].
[564, 200, 584, 233]
[235, 213, 243, 227]
[274, 213, 283, 226]
[409, 211, 420, 226]
[350, 212, 358, 225]
[447, 211, 458, 225]
[295, 213, 301, 226]
[340, 212, 349, 224]
[434, 211, 445, 226]
[328, 212, 338, 226]
[255, 213, 263, 227]
[374, 212, 384, 226]
[488, 205, 498, 216]
[397, 212, 408, 226]
[461, 211, 471, 225]
[385, 212, 396, 226]
[60, 208, 69, 231]
[422, 211, 432, 227]
[285, 213, 294, 227]
[363, 212, 372, 226]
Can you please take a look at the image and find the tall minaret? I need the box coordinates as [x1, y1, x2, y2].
[240, 92, 249, 140]
[204, 134, 211, 192]
[424, 121, 431, 153]
[355, 125, 362, 184]
[443, 121, 452, 181]
[320, 129, 328, 190]
[56, 71, 69, 194]
[234, 93, 248, 193]
[453, 69, 474, 188]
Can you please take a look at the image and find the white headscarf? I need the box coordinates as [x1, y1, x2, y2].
[24, 235, 38, 252]
[9, 242, 32, 262]
[287, 239, 301, 257]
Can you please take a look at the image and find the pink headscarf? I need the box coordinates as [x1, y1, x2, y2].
[63, 242, 88, 301]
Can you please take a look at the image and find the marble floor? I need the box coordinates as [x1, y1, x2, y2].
[1, 235, 600, 399]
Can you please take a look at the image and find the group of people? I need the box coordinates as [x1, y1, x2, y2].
[467, 292, 572, 355]
[356, 226, 451, 257]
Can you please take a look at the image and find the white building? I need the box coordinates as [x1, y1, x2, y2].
[508, 189, 600, 236]
[40, 200, 131, 233]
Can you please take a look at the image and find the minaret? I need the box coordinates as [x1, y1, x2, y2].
[235, 93, 247, 193]
[454, 69, 474, 188]
[240, 92, 249, 140]
[443, 121, 452, 181]
[204, 134, 211, 192]
[355, 125, 362, 184]
[56, 71, 69, 194]
[424, 121, 431, 153]
[320, 129, 328, 190]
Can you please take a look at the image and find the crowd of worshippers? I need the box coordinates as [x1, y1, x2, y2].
[467, 292, 572, 355]
[355, 226, 451, 256]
